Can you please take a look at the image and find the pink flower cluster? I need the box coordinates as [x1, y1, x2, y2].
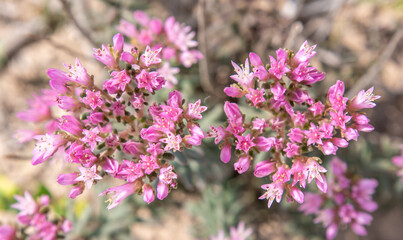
[210, 222, 253, 240]
[299, 157, 378, 239]
[117, 10, 203, 86]
[0, 191, 72, 240]
[208, 41, 380, 208]
[17, 33, 207, 209]
[392, 145, 403, 182]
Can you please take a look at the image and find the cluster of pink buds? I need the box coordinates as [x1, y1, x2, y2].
[117, 10, 203, 86]
[16, 33, 207, 209]
[210, 222, 253, 240]
[299, 157, 378, 239]
[208, 41, 380, 208]
[392, 145, 403, 182]
[0, 191, 72, 240]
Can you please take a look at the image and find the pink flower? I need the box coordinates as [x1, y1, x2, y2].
[57, 172, 79, 185]
[272, 165, 291, 183]
[135, 69, 165, 93]
[105, 70, 131, 92]
[160, 132, 182, 151]
[93, 44, 118, 69]
[75, 165, 102, 189]
[229, 222, 253, 240]
[288, 128, 304, 143]
[235, 134, 255, 153]
[245, 88, 265, 106]
[99, 182, 142, 210]
[292, 40, 317, 66]
[62, 58, 92, 87]
[116, 19, 137, 38]
[299, 192, 323, 214]
[284, 142, 300, 158]
[304, 123, 324, 146]
[140, 46, 162, 67]
[259, 182, 284, 208]
[57, 115, 82, 136]
[158, 62, 179, 87]
[164, 16, 198, 51]
[185, 99, 207, 120]
[327, 80, 348, 112]
[0, 225, 16, 240]
[309, 101, 325, 116]
[81, 90, 104, 110]
[17, 94, 52, 123]
[82, 127, 103, 151]
[32, 134, 65, 165]
[268, 49, 290, 79]
[119, 160, 144, 182]
[254, 136, 275, 152]
[159, 165, 178, 185]
[230, 59, 254, 88]
[140, 155, 160, 174]
[11, 191, 38, 216]
[157, 182, 169, 200]
[224, 84, 245, 98]
[112, 33, 124, 54]
[348, 86, 380, 111]
[180, 50, 203, 68]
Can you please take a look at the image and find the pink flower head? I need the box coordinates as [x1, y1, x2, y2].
[284, 142, 300, 158]
[327, 80, 348, 112]
[309, 101, 325, 117]
[140, 46, 162, 67]
[116, 19, 137, 38]
[288, 128, 304, 143]
[268, 49, 290, 79]
[17, 94, 52, 123]
[135, 69, 165, 93]
[252, 118, 267, 133]
[235, 134, 256, 153]
[230, 59, 254, 88]
[306, 158, 328, 192]
[106, 70, 131, 92]
[159, 165, 178, 185]
[348, 86, 380, 111]
[185, 99, 207, 120]
[158, 62, 179, 87]
[164, 16, 198, 51]
[245, 88, 266, 106]
[272, 165, 291, 183]
[99, 182, 142, 210]
[292, 40, 317, 66]
[81, 90, 104, 110]
[75, 165, 102, 189]
[352, 179, 378, 212]
[62, 58, 92, 87]
[229, 222, 253, 240]
[93, 44, 118, 69]
[160, 132, 182, 151]
[119, 160, 144, 182]
[180, 50, 203, 68]
[32, 134, 65, 165]
[290, 158, 308, 188]
[140, 154, 160, 174]
[57, 115, 82, 136]
[82, 127, 103, 151]
[299, 192, 323, 214]
[11, 191, 38, 216]
[259, 182, 284, 208]
[304, 123, 324, 146]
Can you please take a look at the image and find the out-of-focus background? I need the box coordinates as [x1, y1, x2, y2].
[0, 0, 403, 239]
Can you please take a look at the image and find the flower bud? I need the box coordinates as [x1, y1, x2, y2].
[234, 155, 250, 174]
[157, 182, 169, 200]
[254, 159, 276, 178]
[142, 184, 155, 204]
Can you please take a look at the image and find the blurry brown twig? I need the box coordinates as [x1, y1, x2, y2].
[197, 0, 217, 97]
[42, 37, 93, 61]
[59, 0, 98, 47]
[346, 29, 403, 98]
